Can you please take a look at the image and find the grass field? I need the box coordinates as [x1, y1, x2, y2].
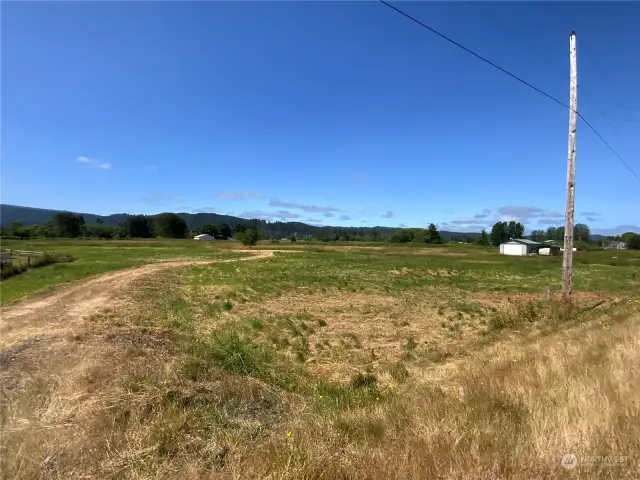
[1, 240, 639, 478]
[0, 239, 246, 304]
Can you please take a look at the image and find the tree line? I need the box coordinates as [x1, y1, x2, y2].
[389, 224, 443, 244]
[529, 224, 591, 243]
[3, 212, 194, 240]
[4, 211, 638, 249]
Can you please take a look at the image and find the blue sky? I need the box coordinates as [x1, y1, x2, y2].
[2, 1, 638, 235]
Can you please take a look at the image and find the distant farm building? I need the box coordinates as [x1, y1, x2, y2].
[539, 245, 561, 256]
[193, 234, 215, 241]
[499, 239, 543, 256]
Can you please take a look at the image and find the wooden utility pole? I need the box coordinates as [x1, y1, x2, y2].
[562, 31, 578, 300]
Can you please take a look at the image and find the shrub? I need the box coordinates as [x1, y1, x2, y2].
[0, 252, 75, 280]
[238, 230, 258, 247]
[628, 234, 640, 250]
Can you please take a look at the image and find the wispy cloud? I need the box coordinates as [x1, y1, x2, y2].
[240, 210, 300, 221]
[593, 225, 640, 236]
[582, 212, 602, 223]
[216, 191, 262, 199]
[381, 210, 394, 219]
[177, 205, 221, 214]
[440, 222, 486, 233]
[77, 155, 111, 170]
[449, 217, 486, 225]
[323, 212, 335, 218]
[537, 218, 563, 226]
[307, 218, 321, 222]
[171, 195, 182, 202]
[497, 206, 563, 223]
[473, 209, 492, 219]
[338, 214, 351, 221]
[269, 198, 341, 213]
[191, 206, 221, 214]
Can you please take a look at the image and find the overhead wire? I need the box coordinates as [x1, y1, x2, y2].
[378, 0, 640, 183]
[469, 2, 613, 125]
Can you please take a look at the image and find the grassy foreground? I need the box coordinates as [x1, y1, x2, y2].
[0, 239, 245, 304]
[1, 243, 639, 478]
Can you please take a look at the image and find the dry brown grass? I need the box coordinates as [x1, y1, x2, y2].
[5, 298, 638, 478]
[1, 250, 639, 479]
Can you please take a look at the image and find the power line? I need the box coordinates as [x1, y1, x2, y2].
[378, 0, 570, 110]
[378, 0, 640, 184]
[469, 2, 613, 125]
[579, 116, 640, 182]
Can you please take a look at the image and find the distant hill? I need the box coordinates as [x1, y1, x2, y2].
[0, 204, 130, 227]
[0, 204, 480, 240]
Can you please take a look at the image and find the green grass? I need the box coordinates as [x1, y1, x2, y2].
[4, 239, 640, 478]
[0, 238, 245, 304]
[179, 247, 640, 300]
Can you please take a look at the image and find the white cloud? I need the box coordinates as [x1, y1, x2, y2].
[76, 155, 111, 170]
[440, 222, 486, 233]
[593, 225, 640, 236]
[497, 206, 563, 223]
[269, 198, 341, 213]
[473, 209, 492, 219]
[192, 206, 221, 214]
[537, 218, 563, 226]
[381, 210, 394, 219]
[240, 210, 300, 221]
[450, 217, 485, 225]
[216, 191, 262, 199]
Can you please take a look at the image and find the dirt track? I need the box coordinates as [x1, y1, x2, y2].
[0, 250, 277, 350]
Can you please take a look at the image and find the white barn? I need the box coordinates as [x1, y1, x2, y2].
[193, 234, 215, 241]
[499, 239, 542, 256]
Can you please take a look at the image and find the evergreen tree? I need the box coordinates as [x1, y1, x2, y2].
[53, 212, 85, 237]
[474, 229, 490, 246]
[426, 223, 442, 244]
